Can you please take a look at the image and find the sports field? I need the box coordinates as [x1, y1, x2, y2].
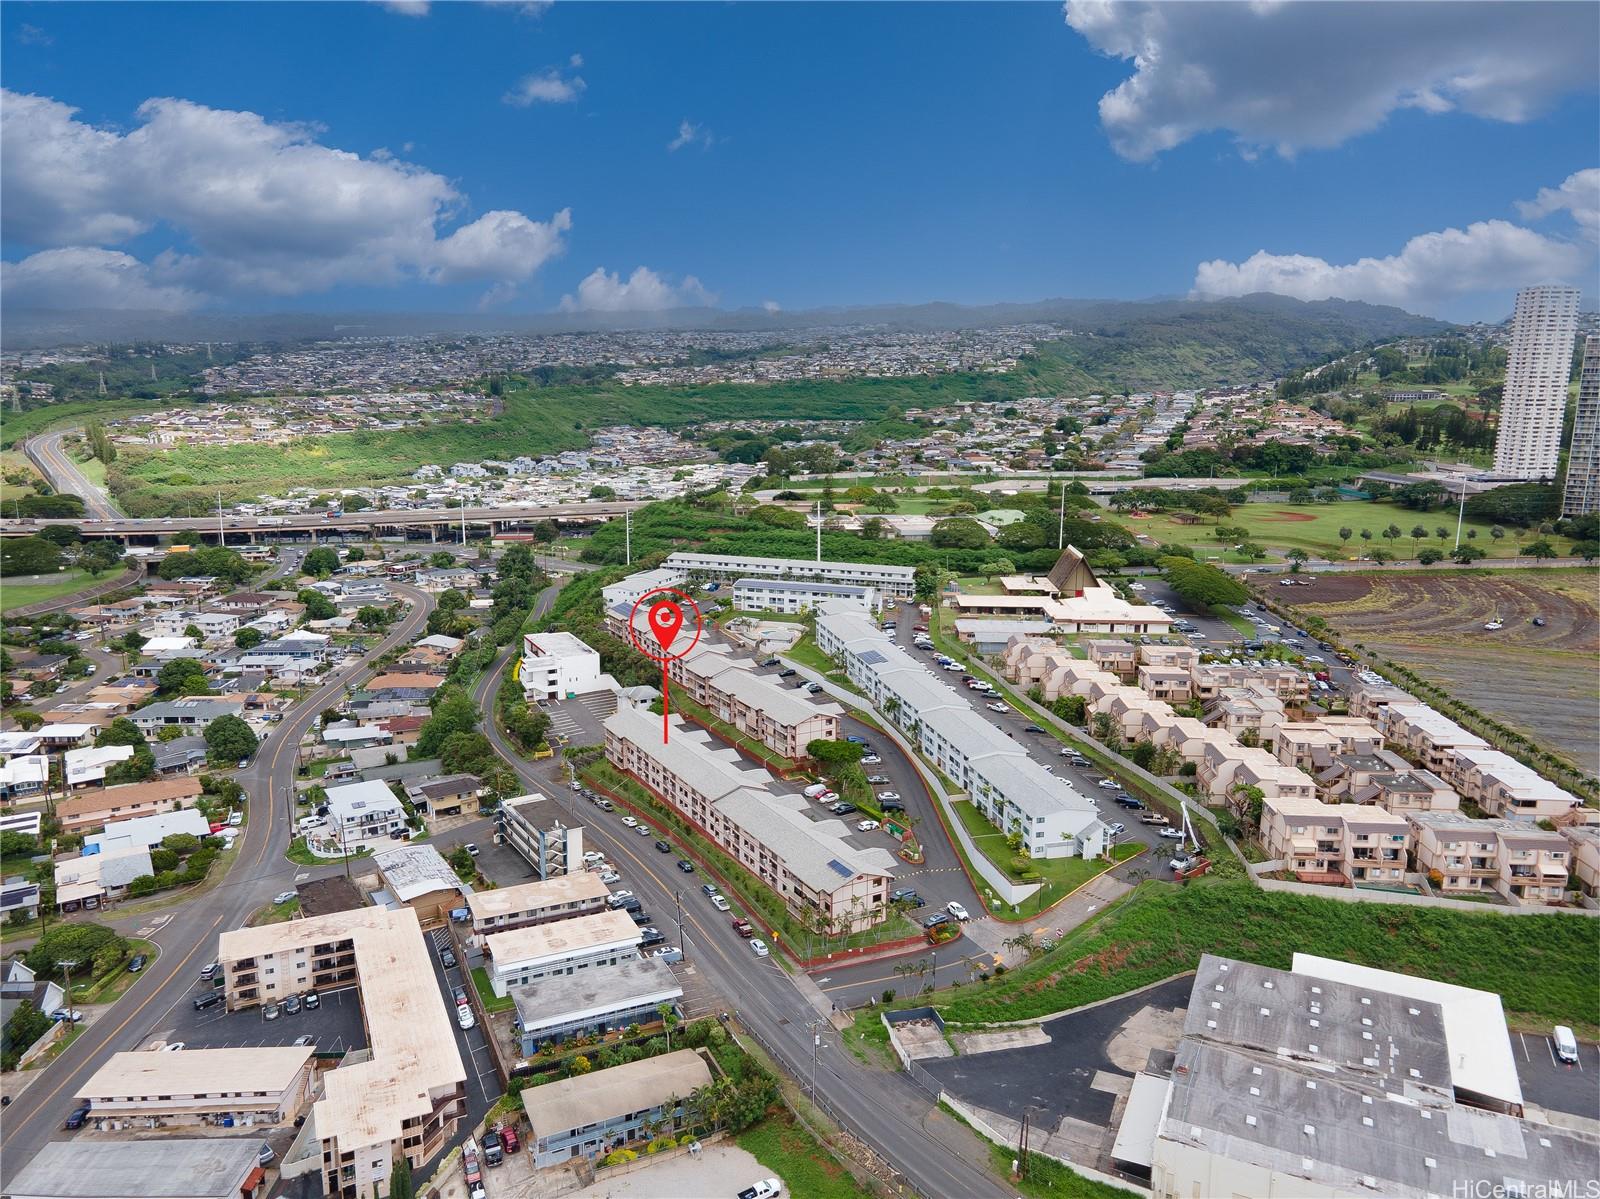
[1124, 500, 1572, 561]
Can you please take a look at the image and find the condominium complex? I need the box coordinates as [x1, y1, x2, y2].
[518, 631, 604, 701]
[1562, 334, 1599, 516]
[216, 907, 468, 1199]
[482, 908, 642, 995]
[663, 551, 917, 600]
[463, 870, 611, 946]
[732, 577, 876, 614]
[604, 701, 897, 931]
[1408, 812, 1573, 903]
[496, 792, 584, 879]
[75, 1046, 316, 1126]
[1492, 285, 1580, 480]
[815, 602, 1105, 859]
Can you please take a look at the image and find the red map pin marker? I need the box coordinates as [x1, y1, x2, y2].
[648, 601, 685, 652]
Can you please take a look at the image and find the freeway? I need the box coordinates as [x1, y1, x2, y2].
[23, 431, 121, 521]
[0, 581, 435, 1187]
[470, 631, 1012, 1199]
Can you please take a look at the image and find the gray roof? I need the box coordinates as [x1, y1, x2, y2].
[522, 1049, 712, 1136]
[1162, 1038, 1599, 1199]
[99, 848, 154, 889]
[511, 954, 683, 1031]
[153, 736, 208, 770]
[733, 577, 869, 596]
[7, 1138, 262, 1198]
[134, 700, 238, 723]
[1185, 955, 1452, 1095]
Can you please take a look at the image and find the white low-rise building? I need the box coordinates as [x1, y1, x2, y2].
[665, 551, 916, 600]
[320, 779, 408, 854]
[732, 577, 876, 614]
[519, 631, 604, 701]
[600, 565, 689, 612]
[483, 908, 642, 996]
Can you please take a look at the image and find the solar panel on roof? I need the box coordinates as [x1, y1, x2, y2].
[861, 650, 886, 665]
[827, 859, 853, 877]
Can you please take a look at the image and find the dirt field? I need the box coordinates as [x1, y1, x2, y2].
[1292, 570, 1599, 775]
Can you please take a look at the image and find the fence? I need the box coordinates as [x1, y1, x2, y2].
[1255, 875, 1598, 916]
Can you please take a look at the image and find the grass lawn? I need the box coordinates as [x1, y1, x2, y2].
[1210, 605, 1255, 637]
[1, 569, 97, 612]
[736, 1113, 875, 1199]
[251, 896, 301, 925]
[950, 799, 1129, 915]
[1124, 501, 1572, 561]
[931, 882, 1600, 1037]
[24, 1022, 87, 1071]
[782, 634, 836, 676]
[284, 836, 371, 867]
[982, 1133, 1132, 1199]
[76, 939, 159, 1005]
[470, 965, 515, 1013]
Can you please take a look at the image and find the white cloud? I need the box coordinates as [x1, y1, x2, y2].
[15, 24, 53, 46]
[559, 266, 715, 312]
[667, 119, 714, 153]
[381, 0, 430, 15]
[503, 63, 586, 106]
[1192, 219, 1590, 313]
[1, 248, 202, 311]
[1065, 1, 1598, 160]
[762, 300, 781, 314]
[0, 89, 571, 307]
[1516, 169, 1600, 244]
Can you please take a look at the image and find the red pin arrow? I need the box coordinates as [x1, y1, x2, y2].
[648, 601, 685, 652]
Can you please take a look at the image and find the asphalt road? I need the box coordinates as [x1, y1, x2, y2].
[473, 619, 1013, 1199]
[24, 431, 120, 521]
[0, 580, 435, 1187]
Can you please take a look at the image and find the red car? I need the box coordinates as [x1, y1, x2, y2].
[499, 1124, 520, 1154]
[731, 917, 754, 938]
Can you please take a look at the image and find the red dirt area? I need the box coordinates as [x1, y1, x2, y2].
[1255, 510, 1317, 523]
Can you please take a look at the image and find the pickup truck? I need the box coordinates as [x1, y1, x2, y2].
[1138, 813, 1171, 826]
[731, 917, 755, 938]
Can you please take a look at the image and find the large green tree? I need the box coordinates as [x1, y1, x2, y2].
[156, 657, 212, 697]
[203, 714, 259, 762]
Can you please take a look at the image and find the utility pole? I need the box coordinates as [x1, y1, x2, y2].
[814, 501, 822, 563]
[805, 1018, 826, 1107]
[1453, 483, 1467, 550]
[1058, 481, 1066, 550]
[624, 509, 632, 565]
[59, 959, 78, 1010]
[460, 502, 467, 547]
[217, 489, 225, 549]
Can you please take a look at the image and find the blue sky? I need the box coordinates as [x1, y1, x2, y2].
[2, 1, 1596, 321]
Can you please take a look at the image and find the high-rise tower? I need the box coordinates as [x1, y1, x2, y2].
[1492, 285, 1580, 480]
[1561, 335, 1600, 517]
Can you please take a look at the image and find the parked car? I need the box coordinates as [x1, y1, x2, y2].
[749, 938, 770, 957]
[876, 791, 900, 801]
[677, 859, 696, 873]
[608, 890, 634, 906]
[1023, 724, 1045, 734]
[1159, 828, 1186, 840]
[499, 1124, 521, 1154]
[305, 989, 322, 1010]
[923, 912, 951, 929]
[637, 825, 654, 837]
[52, 1008, 84, 1023]
[731, 918, 755, 937]
[273, 891, 297, 905]
[861, 754, 882, 765]
[482, 1129, 503, 1166]
[599, 869, 621, 884]
[778, 668, 797, 678]
[879, 800, 905, 813]
[738, 1180, 783, 1199]
[439, 947, 457, 968]
[946, 902, 971, 922]
[127, 954, 147, 973]
[640, 929, 667, 949]
[986, 702, 1009, 712]
[701, 883, 719, 897]
[263, 1003, 282, 1021]
[653, 945, 685, 963]
[457, 1005, 476, 1030]
[829, 802, 857, 816]
[857, 820, 880, 832]
[283, 994, 302, 1015]
[453, 985, 469, 1005]
[620, 816, 638, 828]
[200, 962, 220, 980]
[655, 839, 672, 853]
[1554, 1025, 1580, 1064]
[1114, 796, 1144, 810]
[711, 895, 730, 912]
[890, 887, 922, 906]
[293, 1034, 316, 1047]
[64, 1104, 91, 1130]
[866, 775, 890, 785]
[464, 843, 479, 857]
[1106, 822, 1126, 835]
[1095, 780, 1121, 790]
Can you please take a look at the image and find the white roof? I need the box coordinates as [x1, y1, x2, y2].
[0, 755, 49, 789]
[325, 778, 405, 818]
[372, 844, 462, 902]
[78, 1046, 314, 1101]
[140, 635, 196, 654]
[1291, 953, 1522, 1110]
[65, 745, 135, 785]
[86, 808, 212, 852]
[0, 732, 43, 756]
[38, 723, 95, 739]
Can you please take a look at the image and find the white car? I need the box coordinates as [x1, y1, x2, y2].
[228, 811, 243, 826]
[162, 1041, 186, 1051]
[1096, 779, 1122, 790]
[608, 890, 634, 905]
[750, 938, 770, 957]
[711, 895, 731, 912]
[861, 755, 882, 765]
[599, 870, 621, 884]
[457, 1004, 476, 1030]
[738, 1181, 783, 1199]
[1107, 822, 1126, 835]
[946, 902, 971, 922]
[582, 851, 605, 865]
[621, 816, 638, 828]
[273, 891, 296, 905]
[1159, 828, 1186, 840]
[986, 702, 1009, 712]
[877, 791, 900, 801]
[857, 819, 880, 832]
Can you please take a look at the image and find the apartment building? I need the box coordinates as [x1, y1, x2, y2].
[599, 565, 689, 612]
[1260, 795, 1409, 885]
[319, 779, 408, 854]
[816, 602, 1105, 859]
[1202, 688, 1287, 738]
[606, 703, 896, 930]
[1493, 285, 1581, 480]
[497, 792, 583, 879]
[520, 1050, 713, 1169]
[511, 955, 682, 1053]
[1135, 665, 1192, 703]
[150, 610, 241, 641]
[1262, 718, 1383, 772]
[482, 909, 642, 996]
[464, 871, 610, 946]
[9, 1141, 267, 1199]
[664, 551, 916, 600]
[1562, 334, 1599, 516]
[1317, 752, 1461, 815]
[130, 698, 247, 736]
[519, 631, 604, 702]
[1086, 639, 1137, 679]
[75, 1046, 315, 1126]
[217, 907, 468, 1199]
[53, 844, 152, 909]
[86, 808, 211, 854]
[1140, 644, 1200, 671]
[1408, 812, 1572, 906]
[1561, 826, 1600, 900]
[1191, 662, 1308, 703]
[1374, 703, 1489, 774]
[55, 777, 203, 834]
[733, 577, 876, 614]
[1446, 746, 1583, 821]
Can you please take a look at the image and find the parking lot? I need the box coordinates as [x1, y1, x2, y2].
[1514, 1028, 1599, 1118]
[153, 983, 367, 1054]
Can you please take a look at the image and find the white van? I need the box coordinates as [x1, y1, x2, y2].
[802, 784, 829, 799]
[297, 815, 326, 834]
[1553, 1025, 1579, 1064]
